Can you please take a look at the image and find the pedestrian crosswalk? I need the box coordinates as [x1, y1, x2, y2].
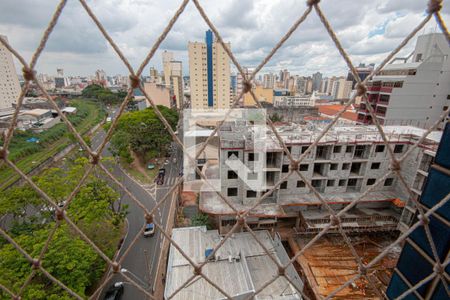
[163, 175, 177, 187]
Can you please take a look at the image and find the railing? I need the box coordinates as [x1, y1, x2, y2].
[0, 1, 449, 300]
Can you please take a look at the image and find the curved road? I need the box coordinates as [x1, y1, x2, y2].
[93, 109, 182, 300]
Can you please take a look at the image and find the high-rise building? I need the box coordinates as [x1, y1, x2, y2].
[0, 35, 21, 110]
[262, 73, 275, 89]
[162, 50, 174, 87]
[325, 76, 336, 95]
[319, 77, 328, 93]
[347, 63, 374, 89]
[237, 67, 254, 106]
[188, 30, 231, 109]
[312, 72, 322, 91]
[161, 51, 184, 109]
[357, 33, 450, 129]
[387, 123, 450, 299]
[331, 77, 353, 100]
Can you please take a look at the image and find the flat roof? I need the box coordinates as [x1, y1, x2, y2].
[165, 227, 302, 300]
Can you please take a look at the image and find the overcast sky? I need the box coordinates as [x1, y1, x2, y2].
[0, 0, 448, 78]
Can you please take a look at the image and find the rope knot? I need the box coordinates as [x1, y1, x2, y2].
[90, 151, 99, 165]
[129, 74, 140, 89]
[433, 263, 444, 275]
[290, 160, 299, 171]
[145, 213, 153, 224]
[12, 296, 21, 300]
[330, 215, 340, 226]
[418, 214, 430, 226]
[427, 0, 442, 14]
[278, 266, 286, 276]
[359, 264, 368, 276]
[236, 215, 246, 226]
[112, 262, 120, 273]
[355, 83, 367, 96]
[390, 160, 401, 171]
[22, 67, 35, 81]
[193, 265, 202, 276]
[0, 147, 7, 160]
[243, 80, 252, 94]
[31, 258, 40, 269]
[55, 209, 64, 221]
[307, 0, 320, 6]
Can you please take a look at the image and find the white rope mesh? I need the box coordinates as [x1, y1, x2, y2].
[0, 0, 449, 299]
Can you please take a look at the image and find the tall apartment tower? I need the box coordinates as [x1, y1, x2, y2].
[312, 72, 322, 92]
[0, 35, 21, 110]
[162, 51, 184, 109]
[357, 33, 450, 129]
[188, 30, 231, 109]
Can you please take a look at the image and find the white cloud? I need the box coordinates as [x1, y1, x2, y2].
[0, 0, 448, 77]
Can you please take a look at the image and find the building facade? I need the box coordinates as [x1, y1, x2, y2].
[357, 33, 450, 129]
[198, 121, 441, 234]
[188, 30, 231, 109]
[0, 35, 21, 110]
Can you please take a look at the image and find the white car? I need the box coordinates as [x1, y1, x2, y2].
[144, 223, 155, 237]
[106, 117, 112, 123]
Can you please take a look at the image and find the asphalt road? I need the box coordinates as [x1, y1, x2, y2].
[95, 109, 183, 299]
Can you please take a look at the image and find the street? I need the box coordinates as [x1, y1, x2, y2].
[93, 109, 183, 299]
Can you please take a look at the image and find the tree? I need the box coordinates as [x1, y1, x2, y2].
[191, 213, 211, 229]
[269, 113, 283, 122]
[110, 106, 178, 161]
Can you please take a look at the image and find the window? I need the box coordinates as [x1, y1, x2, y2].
[371, 162, 381, 169]
[367, 178, 376, 185]
[248, 152, 257, 161]
[333, 145, 342, 153]
[330, 163, 338, 170]
[384, 178, 394, 186]
[338, 179, 346, 186]
[299, 164, 309, 171]
[286, 146, 292, 153]
[394, 144, 404, 153]
[246, 190, 257, 198]
[228, 151, 239, 158]
[348, 178, 357, 187]
[227, 188, 238, 196]
[327, 179, 335, 187]
[375, 145, 385, 152]
[227, 170, 238, 179]
[297, 181, 305, 188]
[342, 163, 350, 170]
[282, 164, 289, 173]
[346, 145, 354, 153]
[311, 180, 322, 188]
[280, 181, 287, 189]
[301, 146, 308, 154]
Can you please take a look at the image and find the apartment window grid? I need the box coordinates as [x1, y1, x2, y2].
[0, 1, 448, 300]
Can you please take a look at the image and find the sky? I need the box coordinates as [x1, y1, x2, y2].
[0, 0, 449, 78]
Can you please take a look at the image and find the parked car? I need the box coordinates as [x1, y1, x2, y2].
[147, 163, 155, 170]
[106, 117, 112, 123]
[104, 282, 124, 300]
[143, 223, 155, 237]
[154, 168, 166, 185]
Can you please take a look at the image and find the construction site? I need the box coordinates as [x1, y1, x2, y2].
[286, 234, 401, 299]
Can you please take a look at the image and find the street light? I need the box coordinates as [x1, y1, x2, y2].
[120, 268, 151, 290]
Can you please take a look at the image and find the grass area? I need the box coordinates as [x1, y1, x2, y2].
[0, 99, 105, 190]
[120, 157, 159, 184]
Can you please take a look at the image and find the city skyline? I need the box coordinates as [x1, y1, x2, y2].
[1, 0, 448, 77]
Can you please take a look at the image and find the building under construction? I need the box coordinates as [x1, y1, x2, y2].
[194, 121, 441, 235]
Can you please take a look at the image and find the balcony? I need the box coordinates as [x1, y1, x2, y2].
[367, 86, 381, 92]
[380, 86, 393, 93]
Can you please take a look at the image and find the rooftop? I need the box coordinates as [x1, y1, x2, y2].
[165, 226, 303, 300]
